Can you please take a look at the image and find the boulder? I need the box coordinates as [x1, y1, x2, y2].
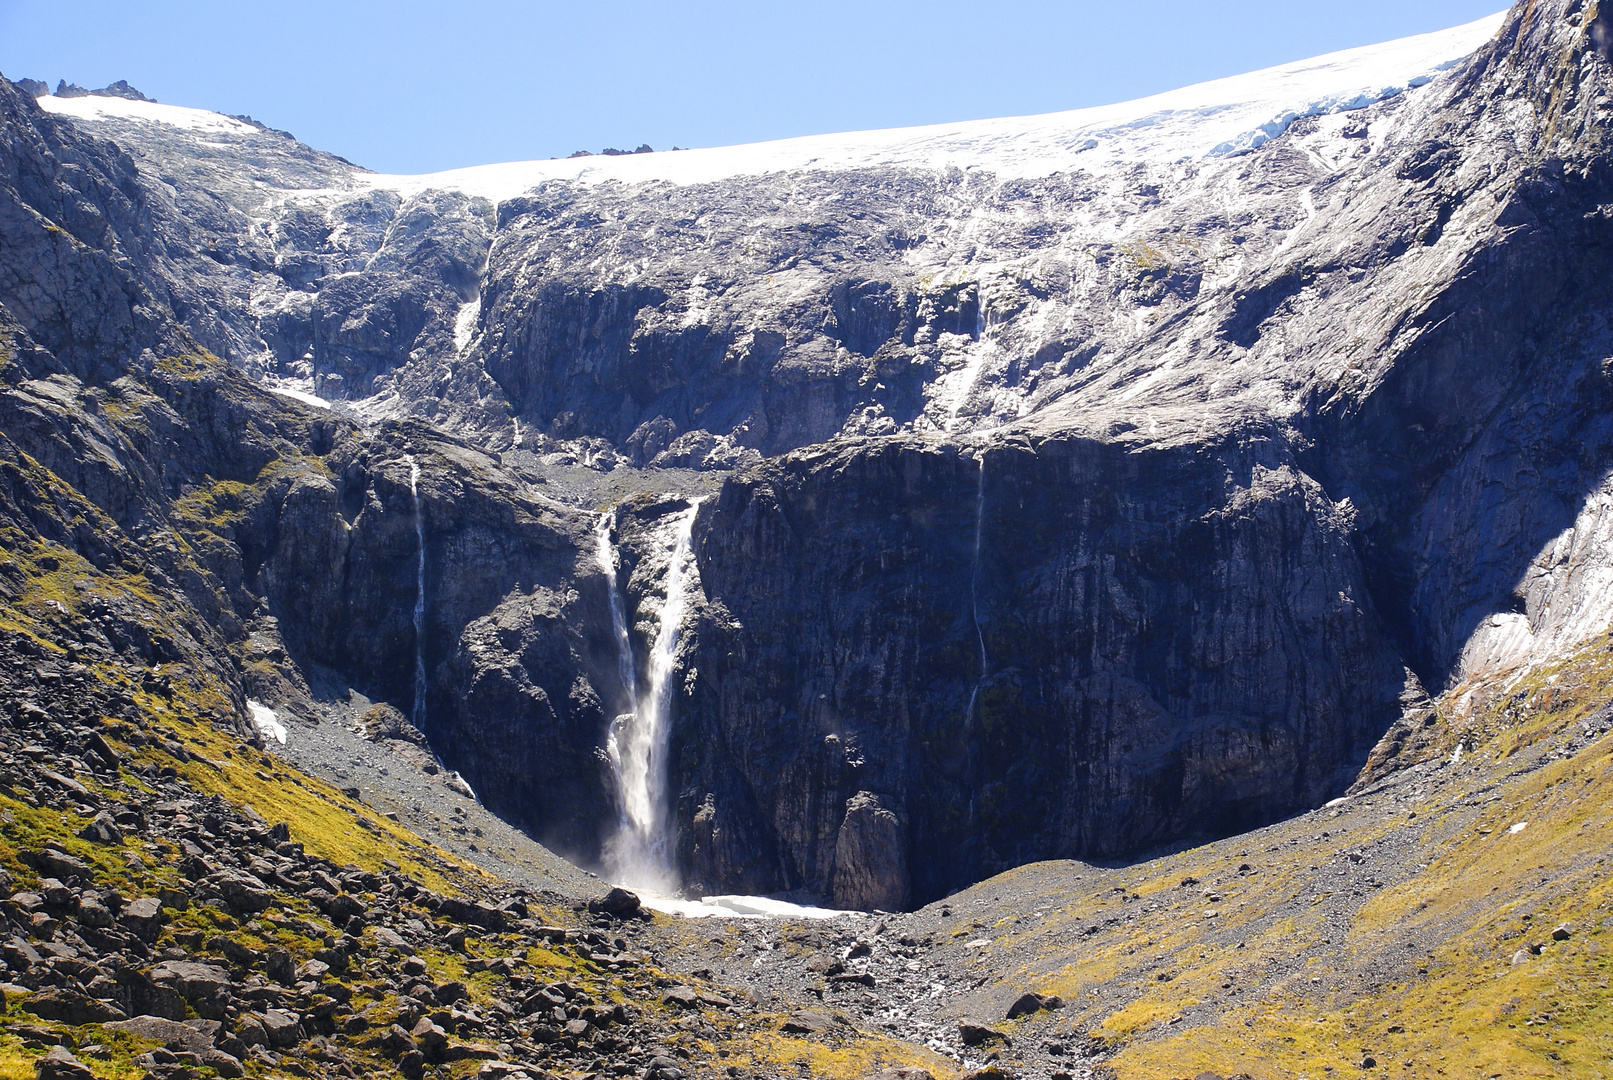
[781, 1010, 834, 1034]
[119, 896, 165, 941]
[831, 792, 911, 911]
[76, 894, 113, 928]
[1005, 992, 1062, 1019]
[20, 987, 126, 1024]
[958, 1021, 1010, 1046]
[207, 870, 272, 912]
[33, 1047, 94, 1080]
[148, 960, 231, 1000]
[103, 1015, 212, 1051]
[588, 887, 642, 918]
[77, 811, 122, 844]
[201, 1049, 245, 1078]
[21, 849, 92, 881]
[257, 1008, 304, 1048]
[410, 1017, 448, 1056]
[265, 947, 296, 984]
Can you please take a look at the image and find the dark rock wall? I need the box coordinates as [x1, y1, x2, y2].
[682, 428, 1405, 904]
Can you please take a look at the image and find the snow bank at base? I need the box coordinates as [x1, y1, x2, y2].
[246, 699, 288, 744]
[37, 12, 1504, 200]
[638, 893, 861, 920]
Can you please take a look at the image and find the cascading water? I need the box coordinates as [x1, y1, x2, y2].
[594, 510, 638, 708]
[407, 455, 429, 730]
[965, 451, 988, 720]
[602, 499, 705, 892]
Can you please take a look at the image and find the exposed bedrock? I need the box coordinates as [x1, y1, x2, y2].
[677, 429, 1407, 905]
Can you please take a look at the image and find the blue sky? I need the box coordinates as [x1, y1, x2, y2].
[1, 0, 1507, 174]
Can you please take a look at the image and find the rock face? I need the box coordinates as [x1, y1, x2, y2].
[4, 0, 1613, 908]
[831, 793, 911, 912]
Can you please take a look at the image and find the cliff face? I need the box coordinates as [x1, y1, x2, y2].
[5, 0, 1613, 908]
[682, 429, 1404, 904]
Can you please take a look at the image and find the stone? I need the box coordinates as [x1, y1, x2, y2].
[588, 887, 642, 918]
[22, 849, 92, 880]
[236, 1016, 269, 1048]
[257, 1009, 304, 1049]
[959, 1022, 1009, 1046]
[266, 948, 296, 984]
[207, 870, 272, 912]
[119, 896, 165, 941]
[77, 811, 121, 844]
[33, 1047, 94, 1080]
[831, 792, 911, 911]
[76, 894, 113, 928]
[1553, 924, 1573, 941]
[200, 1050, 245, 1078]
[20, 988, 126, 1024]
[865, 1070, 935, 1080]
[661, 986, 701, 1008]
[103, 1016, 212, 1052]
[148, 961, 231, 1000]
[1005, 992, 1049, 1019]
[781, 1010, 834, 1034]
[410, 1018, 449, 1056]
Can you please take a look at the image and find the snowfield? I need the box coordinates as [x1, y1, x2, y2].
[39, 12, 1504, 199]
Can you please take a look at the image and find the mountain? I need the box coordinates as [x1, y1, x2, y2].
[5, 0, 1613, 913]
[7, 2, 1613, 1077]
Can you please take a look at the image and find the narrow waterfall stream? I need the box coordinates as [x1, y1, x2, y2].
[594, 511, 638, 708]
[600, 499, 705, 893]
[407, 455, 429, 729]
[966, 451, 989, 720]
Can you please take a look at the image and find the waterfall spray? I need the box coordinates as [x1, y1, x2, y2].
[407, 455, 429, 730]
[603, 499, 704, 892]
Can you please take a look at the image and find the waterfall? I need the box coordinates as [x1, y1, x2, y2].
[602, 499, 705, 892]
[594, 510, 638, 707]
[966, 451, 988, 720]
[407, 455, 429, 730]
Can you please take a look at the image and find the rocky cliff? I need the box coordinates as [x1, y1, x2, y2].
[5, 0, 1613, 910]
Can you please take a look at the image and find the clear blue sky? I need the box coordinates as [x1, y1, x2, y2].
[0, 0, 1507, 175]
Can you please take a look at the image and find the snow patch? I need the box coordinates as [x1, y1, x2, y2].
[1509, 821, 1528, 834]
[444, 770, 478, 802]
[453, 298, 480, 353]
[37, 94, 258, 135]
[268, 385, 331, 409]
[637, 893, 858, 919]
[247, 700, 287, 745]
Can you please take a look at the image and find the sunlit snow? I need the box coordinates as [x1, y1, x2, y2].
[638, 893, 858, 919]
[246, 699, 288, 744]
[37, 12, 1504, 201]
[268, 385, 331, 409]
